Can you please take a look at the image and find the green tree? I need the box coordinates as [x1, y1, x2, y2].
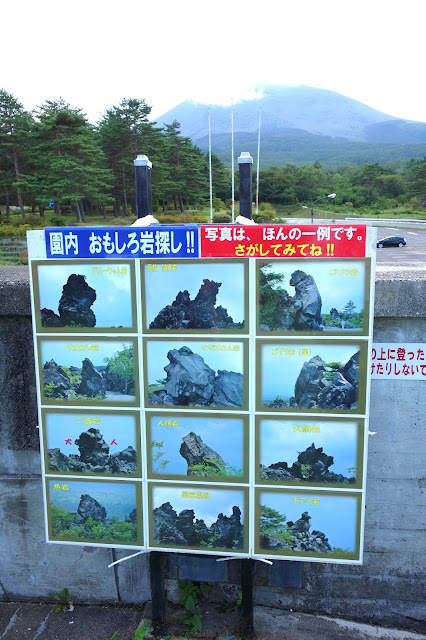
[98, 98, 157, 216]
[32, 98, 113, 220]
[0, 89, 33, 219]
[104, 345, 134, 393]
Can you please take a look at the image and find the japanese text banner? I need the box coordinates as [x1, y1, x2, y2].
[371, 343, 426, 379]
[45, 227, 199, 259]
[200, 224, 367, 258]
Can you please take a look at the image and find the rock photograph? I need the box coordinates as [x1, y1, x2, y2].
[258, 260, 367, 334]
[39, 339, 137, 404]
[258, 418, 360, 486]
[143, 261, 246, 332]
[145, 340, 245, 409]
[34, 262, 135, 331]
[258, 490, 359, 558]
[148, 414, 246, 480]
[48, 479, 141, 544]
[151, 485, 246, 552]
[259, 342, 363, 411]
[44, 411, 139, 476]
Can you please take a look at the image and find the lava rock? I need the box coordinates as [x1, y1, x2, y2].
[150, 279, 240, 330]
[58, 274, 96, 327]
[43, 359, 71, 398]
[75, 428, 109, 464]
[77, 494, 107, 523]
[41, 308, 62, 327]
[164, 346, 216, 405]
[180, 432, 224, 475]
[213, 370, 243, 407]
[78, 358, 105, 398]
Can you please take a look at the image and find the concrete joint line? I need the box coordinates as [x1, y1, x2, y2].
[32, 609, 52, 640]
[0, 604, 21, 639]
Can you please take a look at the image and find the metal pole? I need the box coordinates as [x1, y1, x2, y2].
[231, 98, 235, 223]
[208, 108, 213, 224]
[240, 559, 254, 639]
[134, 155, 153, 218]
[255, 107, 261, 216]
[238, 152, 253, 220]
[150, 551, 166, 636]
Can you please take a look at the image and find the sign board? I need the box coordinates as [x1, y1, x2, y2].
[371, 343, 426, 379]
[28, 224, 375, 564]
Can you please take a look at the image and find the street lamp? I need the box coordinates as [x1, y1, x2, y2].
[308, 193, 336, 224]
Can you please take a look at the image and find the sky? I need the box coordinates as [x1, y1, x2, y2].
[259, 419, 358, 476]
[260, 491, 358, 550]
[261, 343, 359, 402]
[41, 339, 134, 368]
[144, 262, 245, 326]
[2, 0, 425, 125]
[149, 415, 244, 475]
[37, 264, 134, 328]
[45, 412, 137, 456]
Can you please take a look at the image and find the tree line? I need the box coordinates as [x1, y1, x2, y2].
[0, 89, 229, 221]
[1, 88, 425, 222]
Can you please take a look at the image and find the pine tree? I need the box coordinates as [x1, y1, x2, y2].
[32, 99, 113, 220]
[0, 89, 33, 219]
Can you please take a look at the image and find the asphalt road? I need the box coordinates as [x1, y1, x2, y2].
[375, 224, 426, 265]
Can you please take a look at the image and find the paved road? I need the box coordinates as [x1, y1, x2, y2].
[375, 225, 426, 265]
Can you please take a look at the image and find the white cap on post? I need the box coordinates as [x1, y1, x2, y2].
[134, 154, 152, 168]
[238, 151, 253, 164]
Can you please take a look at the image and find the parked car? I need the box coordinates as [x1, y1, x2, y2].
[377, 236, 406, 248]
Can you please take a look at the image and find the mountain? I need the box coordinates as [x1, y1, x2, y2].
[155, 85, 426, 167]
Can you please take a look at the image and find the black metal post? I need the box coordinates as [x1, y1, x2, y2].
[134, 154, 153, 219]
[311, 204, 314, 224]
[149, 551, 166, 635]
[238, 152, 253, 220]
[240, 558, 254, 639]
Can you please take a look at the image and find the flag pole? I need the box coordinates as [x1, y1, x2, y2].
[255, 107, 261, 216]
[208, 107, 213, 224]
[231, 98, 235, 223]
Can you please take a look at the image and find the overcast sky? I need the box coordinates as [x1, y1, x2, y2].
[3, 0, 425, 125]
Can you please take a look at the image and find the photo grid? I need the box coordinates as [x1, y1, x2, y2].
[30, 254, 372, 561]
[253, 257, 370, 562]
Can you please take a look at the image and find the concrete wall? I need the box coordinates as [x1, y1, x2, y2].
[0, 267, 424, 633]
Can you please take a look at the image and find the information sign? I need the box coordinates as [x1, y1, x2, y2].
[29, 225, 375, 563]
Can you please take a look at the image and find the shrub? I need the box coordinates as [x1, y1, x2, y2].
[212, 213, 232, 223]
[46, 214, 68, 227]
[259, 202, 276, 213]
[253, 211, 275, 223]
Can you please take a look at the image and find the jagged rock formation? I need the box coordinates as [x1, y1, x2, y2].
[153, 502, 244, 548]
[148, 346, 243, 407]
[149, 279, 242, 330]
[77, 494, 107, 523]
[41, 274, 97, 327]
[261, 269, 323, 331]
[260, 442, 355, 484]
[180, 432, 224, 475]
[48, 428, 136, 474]
[75, 428, 110, 464]
[78, 358, 106, 398]
[267, 351, 359, 410]
[55, 494, 137, 541]
[40, 309, 62, 327]
[43, 352, 134, 400]
[260, 510, 333, 553]
[43, 360, 72, 398]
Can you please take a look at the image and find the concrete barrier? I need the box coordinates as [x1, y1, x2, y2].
[0, 266, 424, 632]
